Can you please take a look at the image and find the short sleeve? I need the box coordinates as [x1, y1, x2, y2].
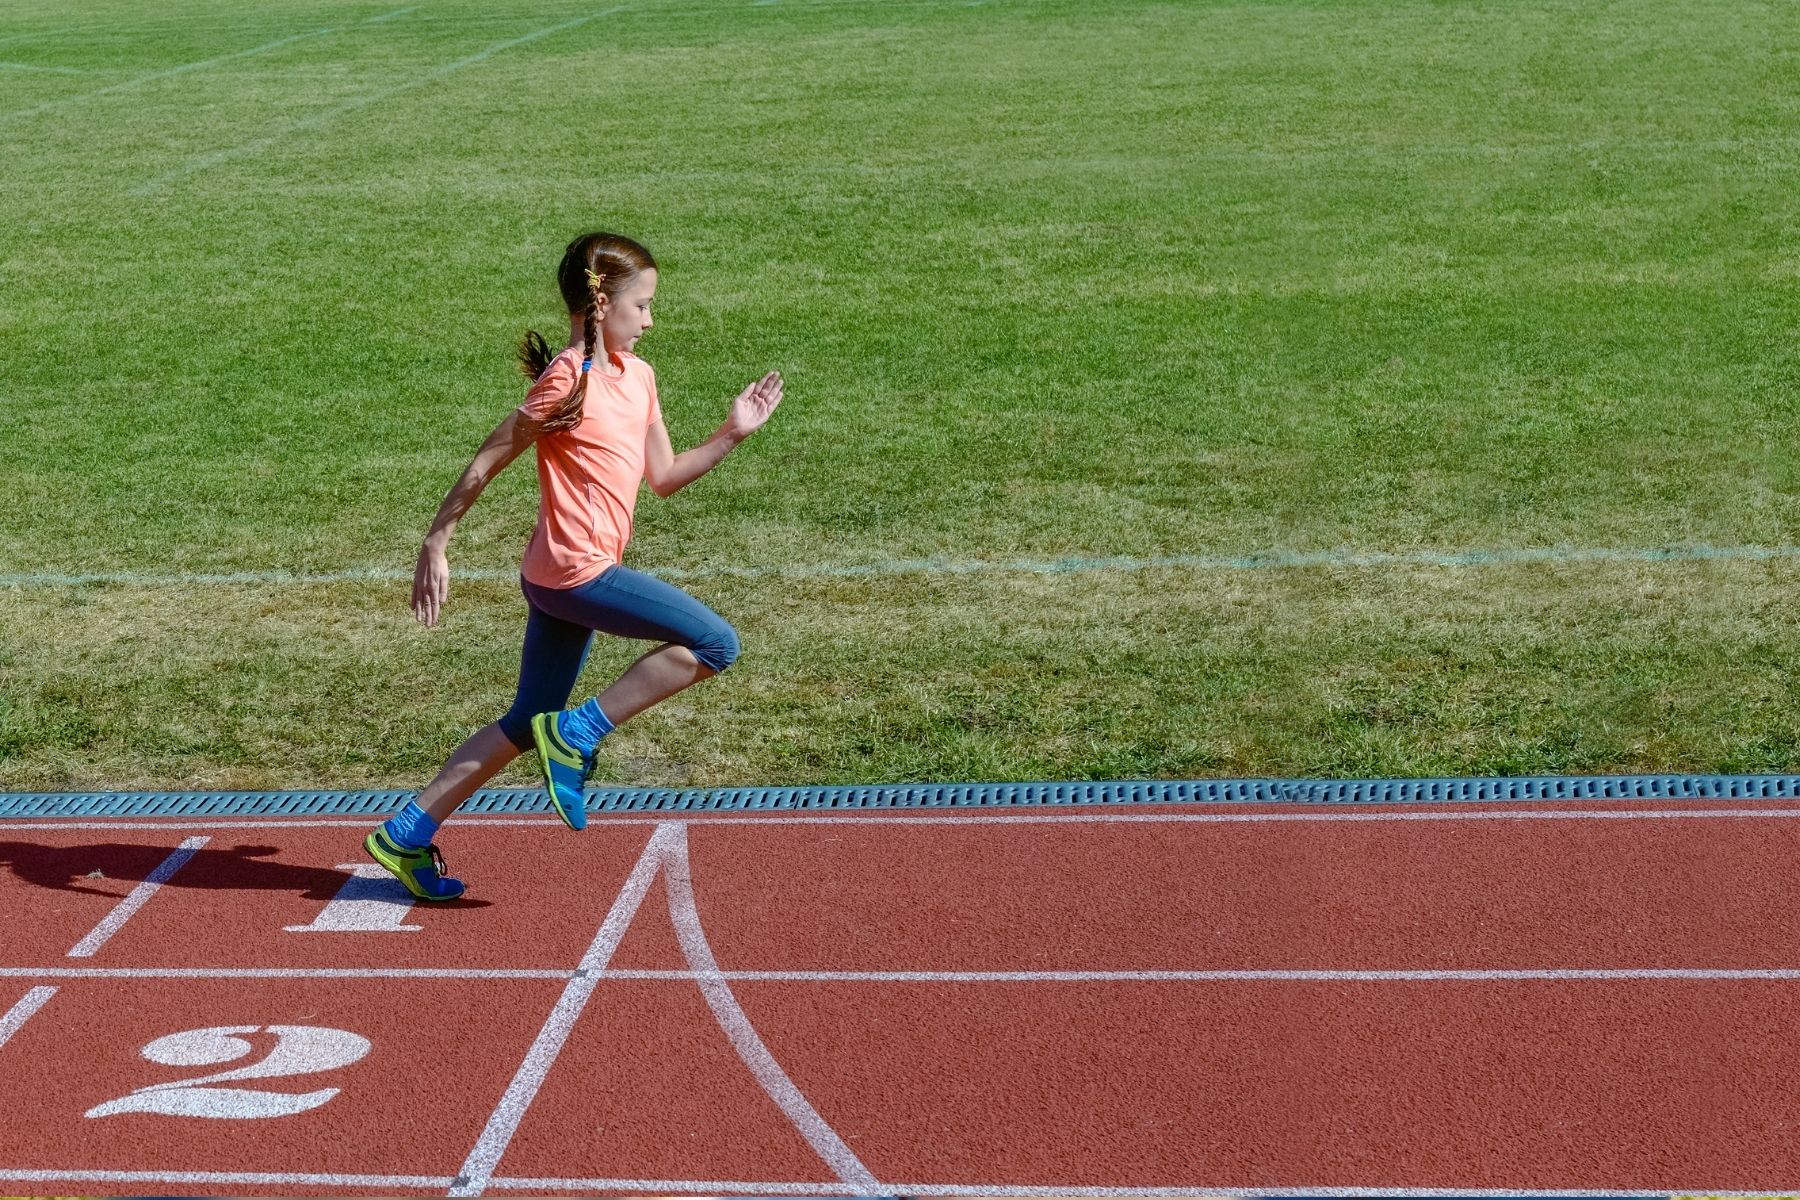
[517, 351, 580, 422]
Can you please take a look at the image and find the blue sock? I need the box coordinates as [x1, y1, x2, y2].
[383, 800, 440, 851]
[559, 698, 615, 754]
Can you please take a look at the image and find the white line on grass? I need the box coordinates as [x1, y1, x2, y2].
[0, 28, 337, 124]
[133, 7, 627, 194]
[64, 836, 209, 958]
[8, 542, 1799, 590]
[0, 28, 76, 49]
[451, 822, 677, 1197]
[0, 986, 56, 1051]
[0, 61, 99, 74]
[363, 5, 420, 21]
[662, 824, 880, 1188]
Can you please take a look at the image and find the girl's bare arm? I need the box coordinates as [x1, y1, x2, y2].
[413, 409, 540, 627]
[643, 371, 782, 498]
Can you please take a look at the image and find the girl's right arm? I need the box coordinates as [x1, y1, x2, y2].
[412, 409, 541, 627]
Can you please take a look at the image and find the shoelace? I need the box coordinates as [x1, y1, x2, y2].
[427, 843, 449, 879]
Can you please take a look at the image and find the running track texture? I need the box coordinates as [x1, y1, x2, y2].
[2, 779, 1799, 1197]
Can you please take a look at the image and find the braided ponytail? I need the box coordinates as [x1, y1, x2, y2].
[518, 231, 657, 435]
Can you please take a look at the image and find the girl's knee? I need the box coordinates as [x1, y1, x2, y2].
[691, 622, 741, 674]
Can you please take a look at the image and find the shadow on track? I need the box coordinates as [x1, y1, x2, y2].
[0, 841, 491, 908]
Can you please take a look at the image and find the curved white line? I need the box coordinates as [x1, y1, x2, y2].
[660, 825, 878, 1189]
[453, 823, 679, 1197]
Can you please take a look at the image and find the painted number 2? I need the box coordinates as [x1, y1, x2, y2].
[86, 1025, 372, 1119]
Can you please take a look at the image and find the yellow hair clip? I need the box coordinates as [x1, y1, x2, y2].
[584, 267, 607, 292]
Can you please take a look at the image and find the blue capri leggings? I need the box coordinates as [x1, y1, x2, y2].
[496, 564, 741, 752]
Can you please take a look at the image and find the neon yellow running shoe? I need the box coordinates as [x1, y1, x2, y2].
[531, 710, 590, 831]
[363, 828, 465, 901]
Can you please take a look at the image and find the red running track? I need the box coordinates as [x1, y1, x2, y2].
[1, 799, 1799, 1195]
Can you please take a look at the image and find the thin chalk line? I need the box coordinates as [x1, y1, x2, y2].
[0, 61, 99, 74]
[0, 2, 430, 101]
[662, 825, 879, 1188]
[134, 8, 626, 193]
[0, 986, 56, 1051]
[12, 806, 1800, 830]
[64, 836, 207, 958]
[7, 543, 1798, 589]
[0, 28, 336, 124]
[6, 965, 1800, 984]
[451, 823, 678, 1197]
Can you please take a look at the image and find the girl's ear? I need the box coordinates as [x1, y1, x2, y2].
[593, 293, 611, 319]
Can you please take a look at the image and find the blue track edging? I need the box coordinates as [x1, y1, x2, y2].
[1, 774, 1797, 818]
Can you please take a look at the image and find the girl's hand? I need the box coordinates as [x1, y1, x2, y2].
[412, 539, 450, 627]
[726, 371, 783, 440]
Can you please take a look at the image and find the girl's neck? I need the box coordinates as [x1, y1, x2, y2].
[568, 315, 621, 367]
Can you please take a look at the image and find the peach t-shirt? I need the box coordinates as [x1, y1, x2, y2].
[516, 346, 663, 589]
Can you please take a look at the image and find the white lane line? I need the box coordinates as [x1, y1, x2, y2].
[363, 5, 420, 21]
[135, 7, 626, 192]
[0, 1171, 1751, 1197]
[65, 836, 209, 958]
[486, 1180, 1745, 1198]
[618, 967, 1800, 983]
[0, 1169, 454, 1188]
[451, 823, 679, 1197]
[0, 986, 57, 1050]
[0, 966, 567, 979]
[12, 805, 1800, 832]
[0, 28, 335, 124]
[663, 825, 879, 1188]
[6, 964, 1800, 983]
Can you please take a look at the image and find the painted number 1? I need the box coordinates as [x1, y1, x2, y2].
[86, 1025, 371, 1119]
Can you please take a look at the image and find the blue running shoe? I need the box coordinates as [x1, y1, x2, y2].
[531, 709, 591, 831]
[363, 828, 465, 901]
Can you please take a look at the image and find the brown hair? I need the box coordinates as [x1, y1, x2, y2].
[518, 231, 658, 433]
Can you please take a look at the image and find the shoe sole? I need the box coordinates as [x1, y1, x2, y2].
[362, 831, 464, 902]
[531, 712, 587, 832]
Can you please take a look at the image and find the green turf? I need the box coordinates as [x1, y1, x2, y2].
[3, 0, 1799, 790]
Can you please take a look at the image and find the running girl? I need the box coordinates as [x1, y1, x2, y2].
[365, 231, 782, 899]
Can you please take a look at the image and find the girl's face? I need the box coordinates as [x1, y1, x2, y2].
[599, 268, 657, 354]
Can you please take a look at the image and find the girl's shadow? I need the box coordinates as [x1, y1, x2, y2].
[0, 841, 490, 908]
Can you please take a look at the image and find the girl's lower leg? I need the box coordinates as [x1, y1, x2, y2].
[593, 643, 715, 725]
[413, 720, 523, 826]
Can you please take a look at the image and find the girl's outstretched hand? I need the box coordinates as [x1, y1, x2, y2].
[727, 371, 783, 440]
[412, 539, 450, 627]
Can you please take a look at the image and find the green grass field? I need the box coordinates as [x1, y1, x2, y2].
[3, 0, 1800, 792]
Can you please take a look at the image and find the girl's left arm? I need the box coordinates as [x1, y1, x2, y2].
[644, 371, 783, 498]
